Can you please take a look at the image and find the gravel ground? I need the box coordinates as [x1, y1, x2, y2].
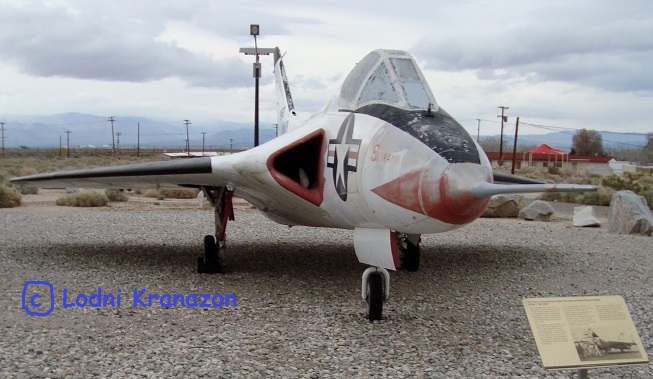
[1, 193, 651, 378]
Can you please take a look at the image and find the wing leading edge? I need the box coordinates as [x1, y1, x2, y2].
[10, 157, 217, 189]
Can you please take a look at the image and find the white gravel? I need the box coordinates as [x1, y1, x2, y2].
[1, 198, 652, 378]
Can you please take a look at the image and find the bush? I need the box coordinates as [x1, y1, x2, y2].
[105, 188, 128, 202]
[56, 192, 109, 207]
[140, 188, 199, 200]
[17, 184, 39, 195]
[160, 189, 200, 199]
[0, 184, 22, 208]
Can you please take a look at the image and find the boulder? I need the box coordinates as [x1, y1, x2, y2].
[481, 195, 524, 218]
[573, 206, 601, 227]
[519, 200, 555, 221]
[608, 190, 653, 235]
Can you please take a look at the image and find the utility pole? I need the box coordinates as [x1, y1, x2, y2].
[137, 122, 140, 157]
[202, 132, 206, 156]
[108, 116, 116, 155]
[116, 132, 122, 151]
[65, 130, 71, 158]
[0, 122, 5, 159]
[497, 106, 509, 165]
[183, 119, 191, 155]
[59, 135, 62, 158]
[476, 119, 481, 143]
[229, 138, 234, 153]
[511, 117, 520, 174]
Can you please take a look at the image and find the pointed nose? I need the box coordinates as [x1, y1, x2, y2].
[421, 163, 493, 224]
[371, 162, 492, 225]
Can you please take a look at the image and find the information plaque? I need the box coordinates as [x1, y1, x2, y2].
[523, 296, 649, 370]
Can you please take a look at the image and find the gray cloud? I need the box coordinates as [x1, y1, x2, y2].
[413, 1, 653, 93]
[0, 1, 316, 88]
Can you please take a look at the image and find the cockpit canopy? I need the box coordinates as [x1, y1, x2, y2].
[327, 49, 438, 113]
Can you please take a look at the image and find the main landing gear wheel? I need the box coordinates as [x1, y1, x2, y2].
[362, 267, 390, 321]
[403, 240, 420, 272]
[197, 186, 233, 275]
[398, 234, 421, 272]
[197, 235, 223, 274]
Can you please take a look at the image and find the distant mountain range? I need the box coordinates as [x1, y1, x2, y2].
[1, 112, 649, 152]
[0, 113, 277, 150]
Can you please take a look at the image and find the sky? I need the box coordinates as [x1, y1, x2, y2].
[1, 0, 652, 138]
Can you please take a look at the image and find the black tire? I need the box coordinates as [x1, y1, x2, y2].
[197, 235, 223, 274]
[367, 273, 383, 321]
[404, 241, 420, 272]
[204, 235, 217, 263]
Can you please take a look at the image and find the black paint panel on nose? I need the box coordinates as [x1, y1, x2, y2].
[356, 104, 481, 164]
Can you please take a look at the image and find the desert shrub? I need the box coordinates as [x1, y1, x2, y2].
[0, 184, 22, 208]
[160, 189, 200, 199]
[56, 192, 109, 207]
[141, 188, 199, 199]
[18, 167, 38, 177]
[547, 166, 561, 175]
[17, 184, 39, 195]
[141, 189, 159, 198]
[601, 175, 644, 193]
[105, 188, 128, 202]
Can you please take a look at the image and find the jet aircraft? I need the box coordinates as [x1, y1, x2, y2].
[12, 48, 596, 320]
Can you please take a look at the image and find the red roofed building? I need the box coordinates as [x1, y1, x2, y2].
[486, 144, 616, 175]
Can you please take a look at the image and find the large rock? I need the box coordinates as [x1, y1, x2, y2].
[481, 195, 524, 218]
[608, 190, 653, 235]
[573, 206, 601, 227]
[519, 200, 555, 221]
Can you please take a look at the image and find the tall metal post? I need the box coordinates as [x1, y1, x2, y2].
[108, 116, 115, 156]
[202, 132, 206, 156]
[229, 138, 233, 153]
[65, 130, 71, 158]
[137, 122, 140, 157]
[251, 24, 261, 147]
[476, 119, 481, 143]
[497, 106, 509, 165]
[511, 117, 520, 174]
[0, 122, 5, 159]
[183, 119, 191, 155]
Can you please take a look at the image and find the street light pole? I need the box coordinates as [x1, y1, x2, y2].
[251, 24, 261, 147]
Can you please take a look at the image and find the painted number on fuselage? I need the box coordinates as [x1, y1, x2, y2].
[327, 114, 361, 201]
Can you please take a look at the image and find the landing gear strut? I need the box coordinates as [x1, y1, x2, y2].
[197, 186, 234, 274]
[361, 267, 390, 321]
[398, 233, 421, 272]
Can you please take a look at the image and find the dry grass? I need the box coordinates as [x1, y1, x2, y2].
[56, 192, 109, 207]
[139, 188, 199, 200]
[105, 189, 129, 202]
[0, 184, 22, 208]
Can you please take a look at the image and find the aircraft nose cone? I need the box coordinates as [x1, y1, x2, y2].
[371, 162, 492, 225]
[422, 163, 493, 224]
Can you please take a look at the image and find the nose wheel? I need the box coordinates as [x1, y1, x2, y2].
[361, 267, 390, 321]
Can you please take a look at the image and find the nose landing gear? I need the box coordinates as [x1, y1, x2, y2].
[361, 267, 390, 321]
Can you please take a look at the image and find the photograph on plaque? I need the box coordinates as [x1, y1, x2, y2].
[523, 296, 649, 370]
